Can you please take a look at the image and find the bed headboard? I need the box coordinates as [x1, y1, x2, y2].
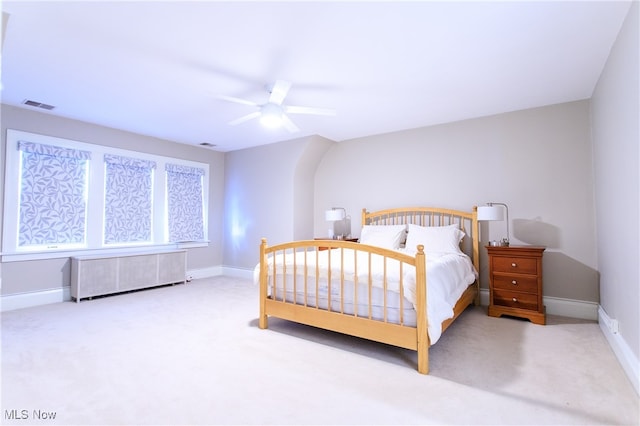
[361, 206, 480, 274]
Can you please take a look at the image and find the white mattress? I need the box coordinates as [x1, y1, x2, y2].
[254, 247, 477, 344]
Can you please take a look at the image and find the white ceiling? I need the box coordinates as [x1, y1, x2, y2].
[0, 1, 632, 152]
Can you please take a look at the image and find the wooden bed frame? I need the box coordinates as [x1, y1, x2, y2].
[258, 206, 480, 374]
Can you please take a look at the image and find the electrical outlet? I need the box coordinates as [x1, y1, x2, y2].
[609, 319, 619, 334]
[601, 309, 619, 334]
[186, 275, 193, 282]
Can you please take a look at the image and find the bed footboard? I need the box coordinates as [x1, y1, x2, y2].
[258, 238, 431, 373]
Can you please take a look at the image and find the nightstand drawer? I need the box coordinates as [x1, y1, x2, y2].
[491, 256, 538, 275]
[493, 289, 538, 310]
[492, 275, 538, 293]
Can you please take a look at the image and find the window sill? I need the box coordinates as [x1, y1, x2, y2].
[0, 241, 209, 263]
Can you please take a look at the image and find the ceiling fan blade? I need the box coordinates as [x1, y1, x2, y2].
[281, 114, 300, 133]
[216, 94, 259, 107]
[285, 105, 336, 116]
[268, 80, 291, 105]
[229, 111, 260, 126]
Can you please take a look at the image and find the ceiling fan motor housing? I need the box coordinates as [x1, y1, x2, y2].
[260, 103, 284, 127]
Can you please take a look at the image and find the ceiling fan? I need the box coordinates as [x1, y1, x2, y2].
[217, 80, 336, 133]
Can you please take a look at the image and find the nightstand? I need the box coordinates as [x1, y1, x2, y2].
[486, 245, 546, 325]
[314, 237, 358, 250]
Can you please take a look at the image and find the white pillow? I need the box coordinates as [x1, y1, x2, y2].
[405, 223, 465, 254]
[359, 224, 407, 249]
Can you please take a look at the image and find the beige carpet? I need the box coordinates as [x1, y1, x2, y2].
[1, 276, 638, 425]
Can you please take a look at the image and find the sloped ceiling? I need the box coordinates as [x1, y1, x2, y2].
[0, 1, 632, 152]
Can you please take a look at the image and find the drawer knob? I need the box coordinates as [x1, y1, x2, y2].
[511, 263, 517, 267]
[512, 280, 517, 285]
[512, 297, 518, 302]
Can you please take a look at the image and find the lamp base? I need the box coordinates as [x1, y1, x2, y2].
[489, 240, 510, 247]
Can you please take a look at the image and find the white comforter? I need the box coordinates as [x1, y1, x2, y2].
[254, 247, 477, 344]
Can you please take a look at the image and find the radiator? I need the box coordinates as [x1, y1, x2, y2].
[71, 250, 187, 302]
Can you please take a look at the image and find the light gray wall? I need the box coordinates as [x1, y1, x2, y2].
[314, 101, 598, 302]
[222, 135, 333, 270]
[293, 136, 336, 240]
[0, 104, 225, 295]
[591, 2, 639, 360]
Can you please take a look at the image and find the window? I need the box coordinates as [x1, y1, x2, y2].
[2, 129, 209, 261]
[17, 141, 90, 250]
[104, 154, 156, 245]
[165, 164, 205, 242]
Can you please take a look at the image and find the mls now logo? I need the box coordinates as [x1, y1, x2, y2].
[5, 409, 57, 420]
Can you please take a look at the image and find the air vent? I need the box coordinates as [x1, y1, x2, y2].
[23, 99, 55, 110]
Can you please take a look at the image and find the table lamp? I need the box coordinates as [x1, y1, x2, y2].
[477, 202, 510, 246]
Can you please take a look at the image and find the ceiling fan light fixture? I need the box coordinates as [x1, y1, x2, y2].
[259, 103, 284, 128]
[220, 80, 333, 133]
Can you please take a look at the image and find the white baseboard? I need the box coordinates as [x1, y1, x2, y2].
[478, 289, 599, 320]
[598, 306, 639, 395]
[1, 266, 223, 312]
[187, 266, 223, 280]
[544, 295, 599, 320]
[1, 286, 72, 312]
[221, 266, 254, 280]
[186, 266, 254, 281]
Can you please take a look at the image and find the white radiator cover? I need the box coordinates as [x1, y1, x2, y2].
[71, 250, 186, 302]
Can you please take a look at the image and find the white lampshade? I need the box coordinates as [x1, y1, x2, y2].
[477, 205, 504, 221]
[325, 208, 345, 221]
[259, 103, 284, 128]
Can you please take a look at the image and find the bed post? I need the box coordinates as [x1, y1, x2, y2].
[414, 244, 430, 374]
[259, 238, 268, 329]
[472, 206, 481, 306]
[361, 208, 368, 227]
